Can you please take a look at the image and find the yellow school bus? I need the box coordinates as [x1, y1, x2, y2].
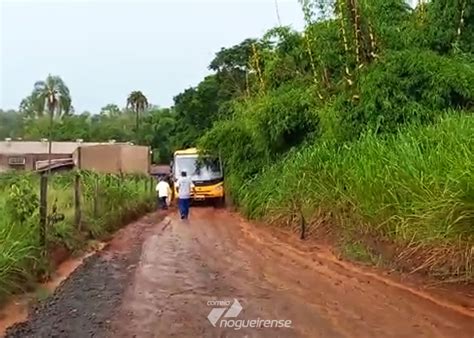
[172, 148, 225, 205]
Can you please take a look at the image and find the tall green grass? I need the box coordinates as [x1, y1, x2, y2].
[0, 199, 39, 300]
[0, 171, 154, 302]
[236, 114, 474, 279]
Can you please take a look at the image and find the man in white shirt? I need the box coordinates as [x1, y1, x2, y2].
[156, 176, 171, 210]
[176, 171, 194, 219]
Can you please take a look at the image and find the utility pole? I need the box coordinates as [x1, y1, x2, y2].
[274, 0, 282, 26]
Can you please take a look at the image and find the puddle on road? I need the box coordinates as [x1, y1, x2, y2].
[0, 243, 105, 337]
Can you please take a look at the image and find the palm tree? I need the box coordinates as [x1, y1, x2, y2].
[126, 91, 149, 144]
[31, 75, 72, 173]
[19, 94, 46, 118]
[31, 75, 72, 118]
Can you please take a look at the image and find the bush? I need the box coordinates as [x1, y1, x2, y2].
[0, 171, 154, 302]
[324, 50, 474, 141]
[238, 114, 474, 278]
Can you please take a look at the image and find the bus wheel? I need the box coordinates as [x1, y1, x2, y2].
[213, 196, 225, 208]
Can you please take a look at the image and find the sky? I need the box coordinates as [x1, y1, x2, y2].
[0, 0, 305, 112]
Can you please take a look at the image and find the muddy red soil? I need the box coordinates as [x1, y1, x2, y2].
[4, 214, 159, 338]
[5, 208, 474, 338]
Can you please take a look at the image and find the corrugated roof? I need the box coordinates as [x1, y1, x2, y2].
[150, 165, 171, 175]
[36, 158, 75, 172]
[0, 141, 121, 155]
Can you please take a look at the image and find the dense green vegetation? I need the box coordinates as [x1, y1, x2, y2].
[197, 0, 473, 279]
[0, 104, 177, 163]
[1, 0, 473, 279]
[237, 114, 473, 275]
[0, 172, 154, 302]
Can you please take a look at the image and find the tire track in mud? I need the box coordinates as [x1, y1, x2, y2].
[241, 218, 474, 320]
[110, 208, 474, 338]
[4, 208, 474, 338]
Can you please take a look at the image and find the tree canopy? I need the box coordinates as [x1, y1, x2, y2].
[2, 0, 472, 167]
[23, 75, 72, 119]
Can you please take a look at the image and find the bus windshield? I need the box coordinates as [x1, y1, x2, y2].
[174, 155, 222, 181]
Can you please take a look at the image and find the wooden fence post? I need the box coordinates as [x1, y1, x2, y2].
[300, 207, 306, 240]
[149, 177, 155, 194]
[74, 172, 82, 230]
[93, 176, 99, 218]
[119, 172, 124, 190]
[297, 174, 306, 240]
[39, 174, 48, 253]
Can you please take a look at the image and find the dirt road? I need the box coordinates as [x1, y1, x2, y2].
[6, 208, 474, 338]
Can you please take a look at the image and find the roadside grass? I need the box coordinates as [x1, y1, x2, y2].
[0, 171, 154, 303]
[340, 241, 381, 266]
[237, 114, 474, 280]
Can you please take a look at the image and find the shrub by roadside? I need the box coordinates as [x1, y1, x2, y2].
[0, 171, 155, 303]
[235, 115, 474, 281]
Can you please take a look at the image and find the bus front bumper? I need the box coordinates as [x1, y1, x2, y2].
[174, 182, 224, 201]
